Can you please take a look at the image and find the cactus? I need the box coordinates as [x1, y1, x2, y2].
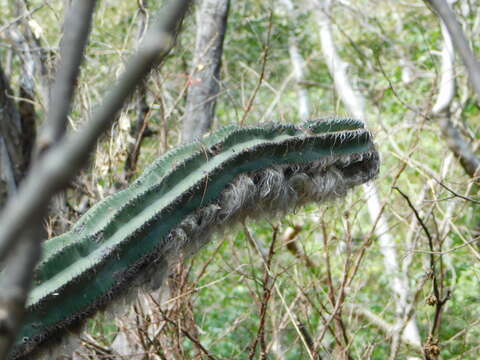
[12, 117, 379, 359]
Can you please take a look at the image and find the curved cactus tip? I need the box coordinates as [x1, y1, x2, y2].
[11, 117, 379, 360]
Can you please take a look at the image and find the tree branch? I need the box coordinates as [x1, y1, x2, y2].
[424, 0, 480, 100]
[0, 4, 192, 356]
[0, 0, 192, 265]
[36, 0, 97, 155]
[437, 115, 480, 180]
[279, 0, 311, 122]
[429, 0, 480, 181]
[0, 217, 42, 358]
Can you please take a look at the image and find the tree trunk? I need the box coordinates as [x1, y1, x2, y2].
[424, 0, 480, 100]
[181, 0, 230, 143]
[0, 65, 29, 208]
[313, 0, 422, 353]
[279, 0, 310, 122]
[430, 0, 479, 181]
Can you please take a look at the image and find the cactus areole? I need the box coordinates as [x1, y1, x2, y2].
[12, 118, 379, 359]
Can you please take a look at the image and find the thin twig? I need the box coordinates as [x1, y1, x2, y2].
[159, 311, 217, 360]
[0, 4, 45, 34]
[393, 186, 450, 359]
[248, 225, 277, 360]
[239, 10, 273, 126]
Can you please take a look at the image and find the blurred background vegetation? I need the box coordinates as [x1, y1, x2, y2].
[1, 0, 479, 359]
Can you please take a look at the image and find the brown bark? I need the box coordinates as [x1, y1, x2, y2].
[124, 2, 152, 181]
[0, 65, 29, 208]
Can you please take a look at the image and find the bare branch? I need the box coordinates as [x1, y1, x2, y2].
[393, 187, 450, 360]
[288, 37, 311, 122]
[36, 0, 97, 154]
[429, 1, 480, 180]
[10, 0, 50, 106]
[239, 11, 272, 127]
[315, 0, 364, 119]
[431, 12, 456, 115]
[279, 0, 311, 122]
[424, 0, 480, 100]
[437, 115, 480, 180]
[347, 304, 423, 352]
[0, 218, 42, 358]
[0, 0, 192, 284]
[0, 2, 192, 357]
[0, 4, 44, 35]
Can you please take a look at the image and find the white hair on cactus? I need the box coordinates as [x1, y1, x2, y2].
[163, 149, 379, 267]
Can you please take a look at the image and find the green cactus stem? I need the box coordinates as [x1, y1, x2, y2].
[12, 117, 379, 359]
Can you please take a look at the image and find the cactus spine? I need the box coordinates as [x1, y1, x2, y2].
[13, 117, 379, 359]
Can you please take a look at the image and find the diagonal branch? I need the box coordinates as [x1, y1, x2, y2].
[0, 217, 42, 359]
[437, 115, 480, 180]
[0, 0, 192, 265]
[429, 0, 480, 181]
[424, 0, 480, 100]
[0, 3, 192, 358]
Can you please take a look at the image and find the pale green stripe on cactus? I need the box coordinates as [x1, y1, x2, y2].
[41, 125, 239, 260]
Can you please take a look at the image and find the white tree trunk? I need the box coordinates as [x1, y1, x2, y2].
[279, 0, 310, 122]
[430, 0, 479, 178]
[432, 3, 456, 115]
[314, 0, 422, 349]
[289, 38, 310, 122]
